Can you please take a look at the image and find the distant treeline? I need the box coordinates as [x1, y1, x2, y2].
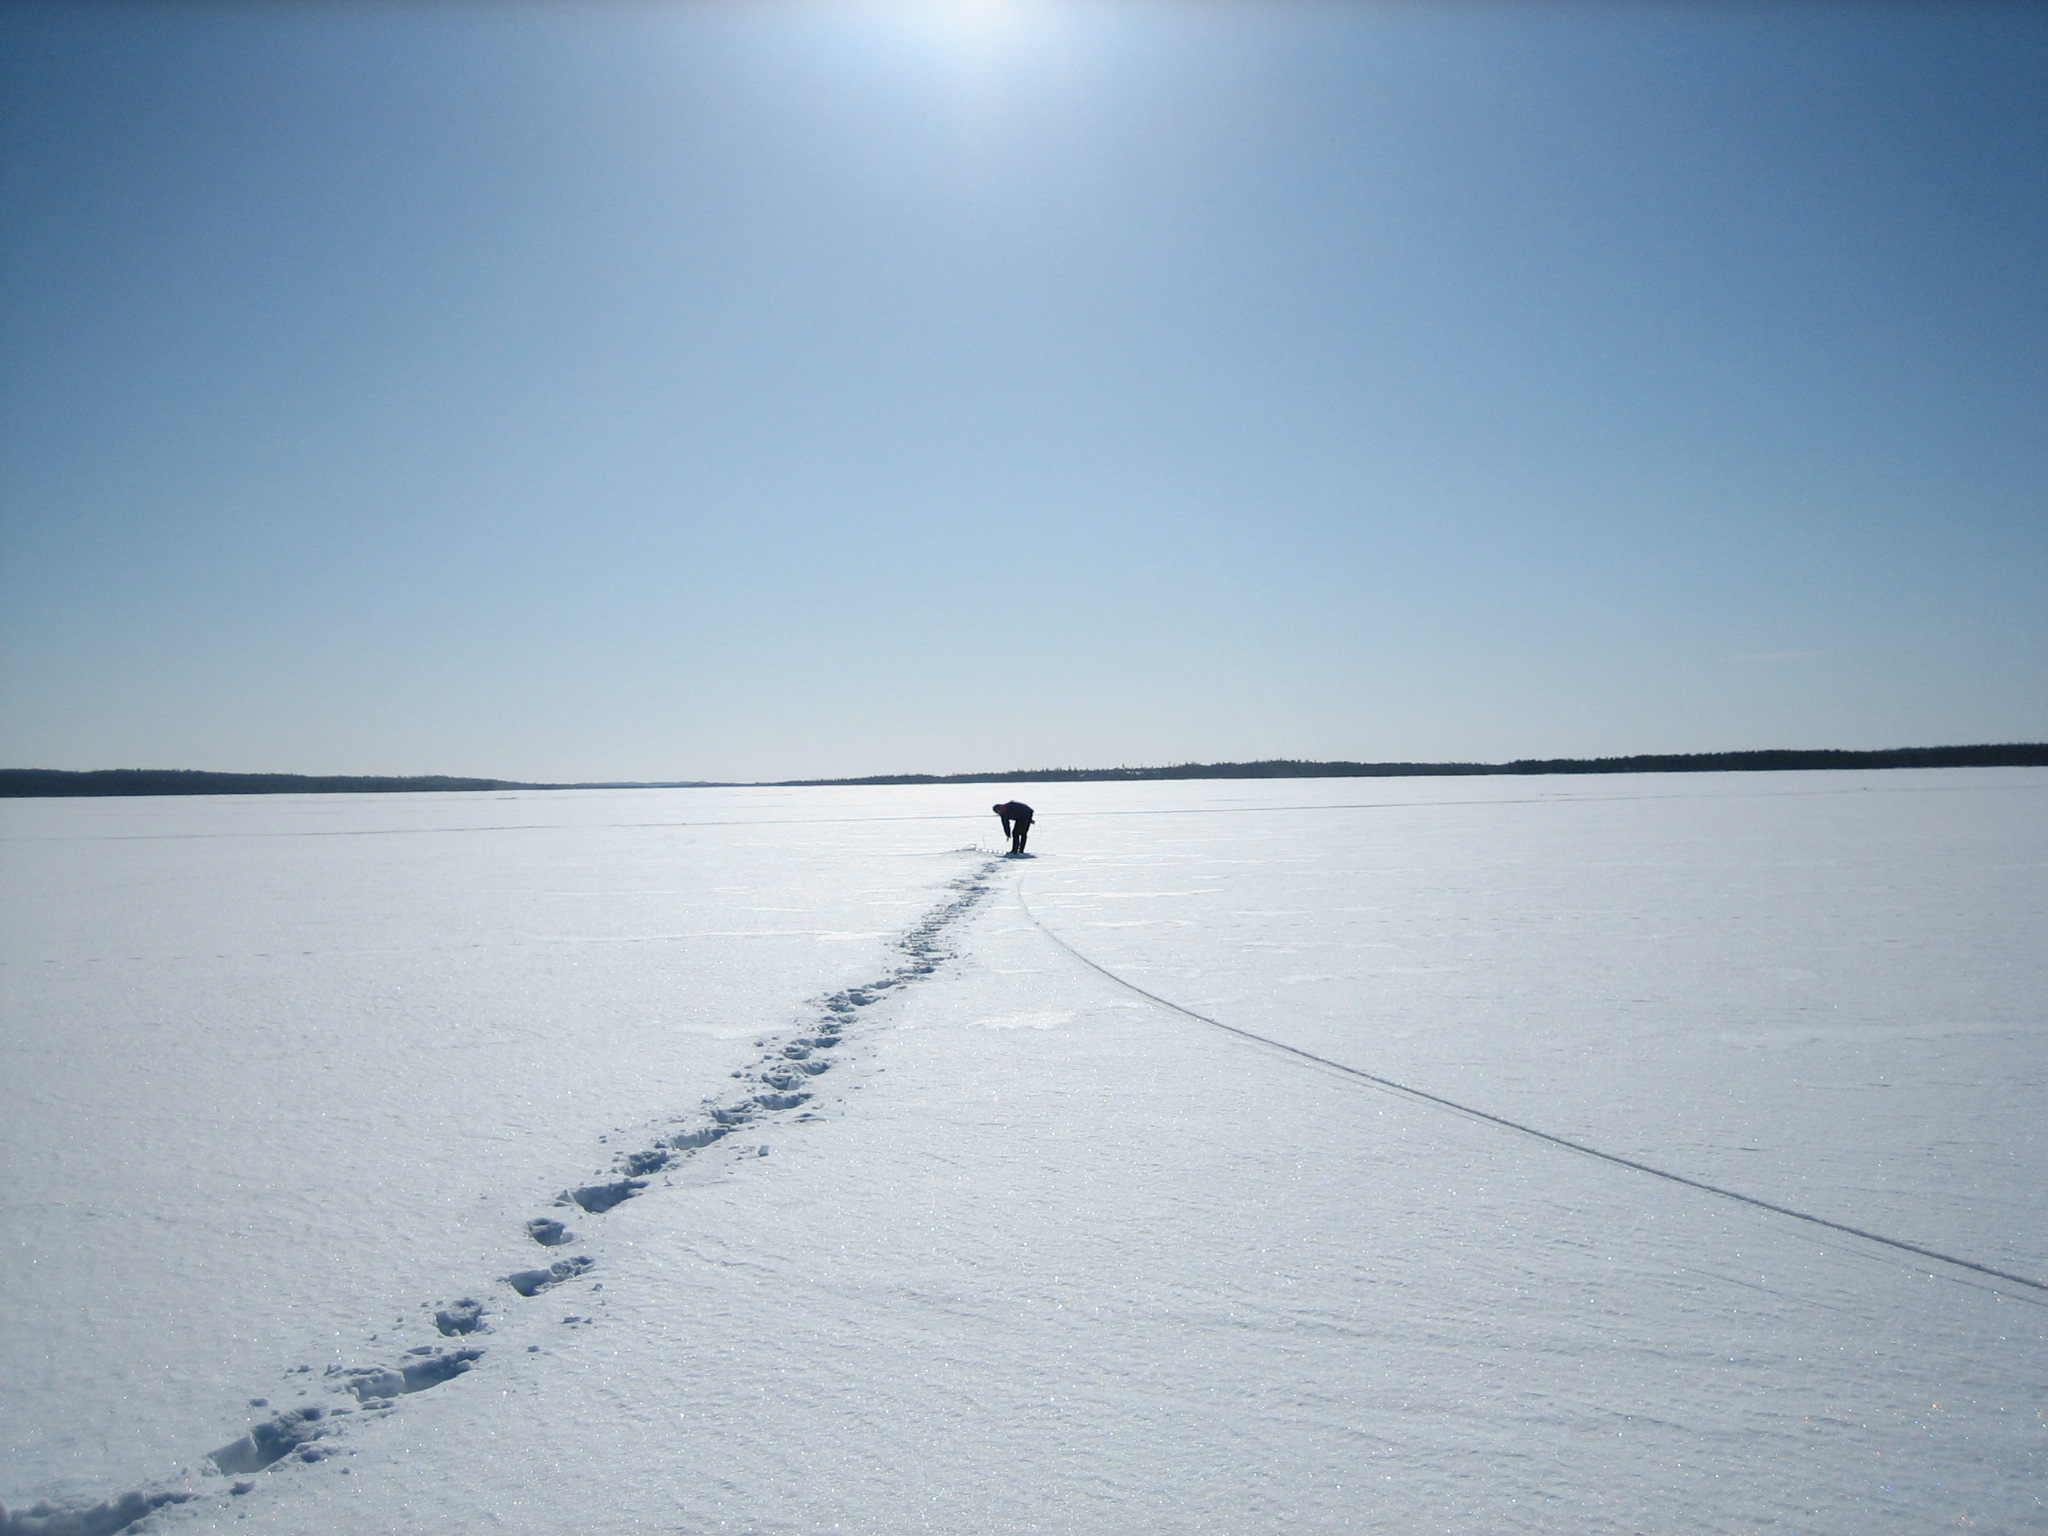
[3, 745, 2043, 798]
[0, 769, 542, 797]
[775, 743, 2048, 786]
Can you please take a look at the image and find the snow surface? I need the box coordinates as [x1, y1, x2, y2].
[2, 771, 2043, 1534]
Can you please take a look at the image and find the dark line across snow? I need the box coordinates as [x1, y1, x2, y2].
[1017, 886, 2048, 1303]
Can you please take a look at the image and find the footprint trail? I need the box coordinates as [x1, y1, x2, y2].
[0, 858, 1002, 1536]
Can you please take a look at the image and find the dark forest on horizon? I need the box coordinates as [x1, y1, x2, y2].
[3, 745, 2044, 798]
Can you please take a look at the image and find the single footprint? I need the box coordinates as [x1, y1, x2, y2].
[505, 1256, 594, 1298]
[209, 1406, 330, 1474]
[434, 1299, 487, 1336]
[562, 1180, 644, 1214]
[335, 1347, 486, 1404]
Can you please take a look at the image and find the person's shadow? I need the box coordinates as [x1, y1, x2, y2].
[1003, 851, 1036, 859]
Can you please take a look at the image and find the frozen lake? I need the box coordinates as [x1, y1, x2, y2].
[2, 770, 2043, 1534]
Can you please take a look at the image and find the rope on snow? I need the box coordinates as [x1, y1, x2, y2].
[1017, 886, 2048, 1300]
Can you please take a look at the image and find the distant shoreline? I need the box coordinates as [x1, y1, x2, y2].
[2, 745, 2043, 798]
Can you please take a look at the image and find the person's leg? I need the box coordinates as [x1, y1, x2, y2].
[1015, 820, 1030, 853]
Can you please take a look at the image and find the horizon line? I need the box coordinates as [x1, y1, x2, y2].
[3, 743, 2046, 798]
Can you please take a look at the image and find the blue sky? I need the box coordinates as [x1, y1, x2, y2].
[2, 0, 2042, 781]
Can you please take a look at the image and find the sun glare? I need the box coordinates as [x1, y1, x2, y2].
[869, 0, 1053, 89]
[898, 0, 1043, 57]
[925, 0, 1025, 38]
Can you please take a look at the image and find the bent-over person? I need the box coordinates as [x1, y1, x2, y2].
[993, 801, 1033, 855]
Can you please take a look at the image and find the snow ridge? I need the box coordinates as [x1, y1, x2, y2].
[0, 858, 1002, 1536]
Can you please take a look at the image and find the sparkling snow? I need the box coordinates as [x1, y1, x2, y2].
[2, 771, 2042, 1534]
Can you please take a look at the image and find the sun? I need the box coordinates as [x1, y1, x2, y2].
[936, 0, 1020, 23]
[918, 0, 1029, 43]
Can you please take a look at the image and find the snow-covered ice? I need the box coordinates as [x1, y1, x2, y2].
[2, 771, 2042, 1534]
